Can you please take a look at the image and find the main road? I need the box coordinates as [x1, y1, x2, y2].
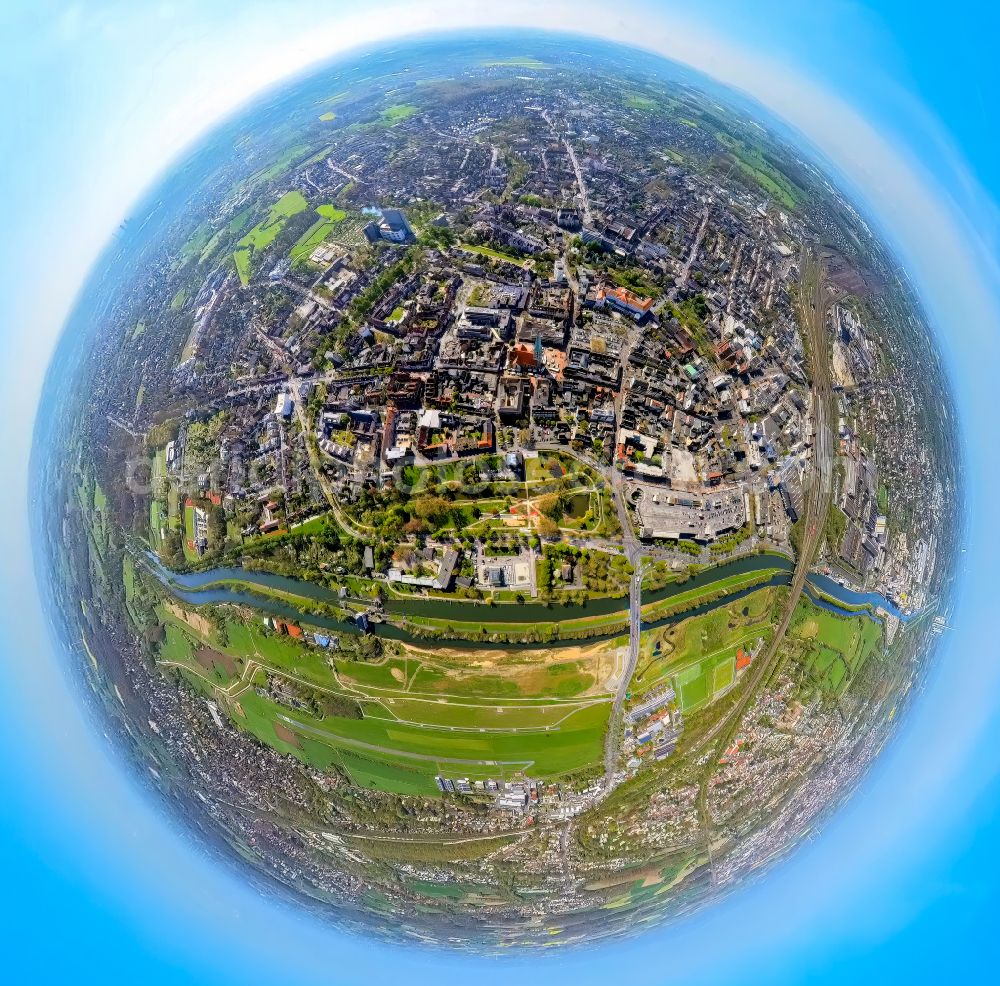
[602, 461, 645, 787]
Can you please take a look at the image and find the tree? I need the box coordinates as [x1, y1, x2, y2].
[159, 530, 185, 568]
[537, 516, 559, 539]
[535, 493, 562, 520]
[207, 504, 227, 544]
[413, 494, 449, 522]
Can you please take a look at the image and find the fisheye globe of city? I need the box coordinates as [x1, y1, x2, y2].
[35, 32, 958, 950]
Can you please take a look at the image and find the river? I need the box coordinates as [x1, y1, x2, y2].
[144, 552, 908, 651]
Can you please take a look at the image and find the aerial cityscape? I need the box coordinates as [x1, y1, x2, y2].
[35, 34, 959, 949]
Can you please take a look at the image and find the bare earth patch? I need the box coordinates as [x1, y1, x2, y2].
[196, 646, 237, 677]
[273, 721, 301, 747]
[165, 601, 213, 637]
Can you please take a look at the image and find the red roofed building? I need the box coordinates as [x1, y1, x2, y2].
[511, 343, 537, 368]
[597, 285, 654, 317]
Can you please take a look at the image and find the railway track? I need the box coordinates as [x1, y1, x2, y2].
[693, 245, 835, 845]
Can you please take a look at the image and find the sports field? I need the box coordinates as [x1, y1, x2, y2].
[629, 588, 776, 714]
[673, 651, 736, 713]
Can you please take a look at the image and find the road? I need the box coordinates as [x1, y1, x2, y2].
[536, 431, 646, 789]
[279, 367, 376, 541]
[693, 244, 835, 841]
[538, 107, 593, 227]
[564, 138, 594, 226]
[601, 463, 645, 788]
[671, 204, 710, 299]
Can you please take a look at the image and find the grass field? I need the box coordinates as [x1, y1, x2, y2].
[156, 602, 619, 791]
[399, 608, 630, 642]
[289, 204, 348, 264]
[251, 143, 312, 184]
[789, 597, 882, 696]
[625, 94, 658, 111]
[379, 103, 418, 125]
[233, 190, 309, 284]
[149, 499, 164, 549]
[337, 747, 439, 796]
[274, 697, 610, 778]
[160, 622, 198, 664]
[197, 207, 252, 266]
[639, 568, 781, 621]
[178, 222, 213, 263]
[459, 243, 530, 267]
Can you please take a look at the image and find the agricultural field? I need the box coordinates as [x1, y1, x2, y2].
[715, 132, 804, 210]
[585, 851, 707, 911]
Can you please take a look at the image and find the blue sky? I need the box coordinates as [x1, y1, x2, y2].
[2, 2, 999, 982]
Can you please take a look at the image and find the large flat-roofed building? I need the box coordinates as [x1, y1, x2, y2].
[633, 484, 747, 542]
[274, 392, 292, 419]
[377, 208, 415, 243]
